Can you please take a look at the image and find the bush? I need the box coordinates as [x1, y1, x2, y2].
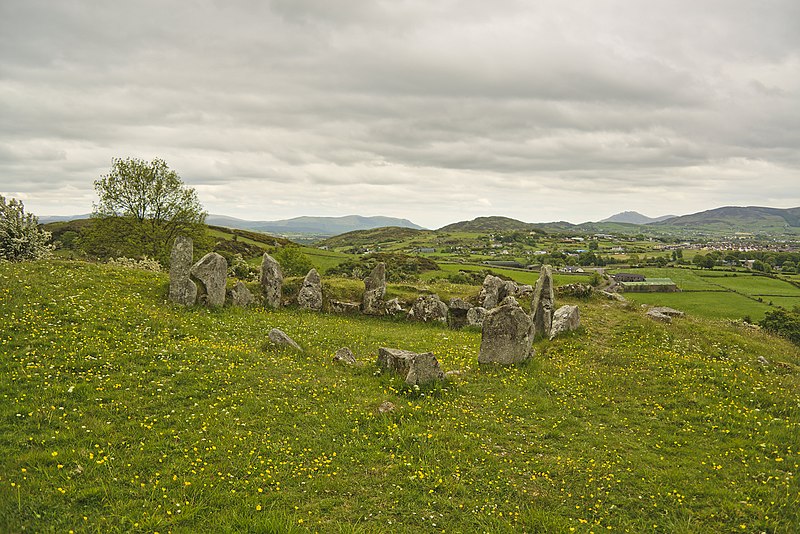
[0, 195, 53, 261]
[760, 307, 800, 346]
[273, 246, 314, 277]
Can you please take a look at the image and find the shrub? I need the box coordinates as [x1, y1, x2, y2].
[0, 195, 53, 261]
[760, 306, 800, 346]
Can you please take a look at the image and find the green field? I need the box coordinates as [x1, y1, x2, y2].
[1, 260, 799, 532]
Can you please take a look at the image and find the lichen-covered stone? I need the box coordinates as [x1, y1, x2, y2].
[260, 253, 283, 308]
[362, 263, 386, 315]
[549, 305, 580, 339]
[297, 268, 323, 310]
[377, 347, 444, 385]
[168, 235, 197, 306]
[408, 294, 448, 323]
[228, 280, 255, 307]
[531, 265, 555, 339]
[478, 300, 534, 365]
[268, 328, 301, 350]
[467, 306, 487, 327]
[190, 252, 227, 307]
[447, 298, 472, 329]
[333, 347, 356, 365]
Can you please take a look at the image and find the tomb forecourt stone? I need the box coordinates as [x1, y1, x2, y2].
[549, 305, 580, 340]
[377, 347, 444, 386]
[168, 235, 197, 306]
[228, 280, 255, 307]
[362, 262, 386, 315]
[478, 300, 534, 365]
[531, 264, 555, 339]
[260, 253, 283, 308]
[297, 268, 323, 310]
[190, 252, 227, 307]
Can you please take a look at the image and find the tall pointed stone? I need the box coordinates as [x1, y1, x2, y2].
[168, 235, 197, 306]
[362, 262, 386, 315]
[260, 253, 283, 308]
[190, 252, 227, 308]
[531, 264, 555, 339]
[297, 268, 323, 310]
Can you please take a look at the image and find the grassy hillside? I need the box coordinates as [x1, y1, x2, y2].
[1, 261, 799, 532]
[438, 216, 548, 233]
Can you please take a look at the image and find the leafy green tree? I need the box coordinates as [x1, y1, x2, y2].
[760, 307, 800, 346]
[87, 157, 206, 262]
[273, 246, 314, 277]
[0, 195, 53, 261]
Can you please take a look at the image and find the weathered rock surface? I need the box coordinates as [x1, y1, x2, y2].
[329, 300, 361, 314]
[333, 347, 356, 365]
[377, 401, 396, 414]
[650, 306, 685, 317]
[362, 262, 386, 315]
[377, 347, 444, 385]
[599, 290, 626, 302]
[190, 252, 227, 307]
[384, 298, 404, 316]
[297, 268, 323, 310]
[478, 299, 534, 364]
[228, 280, 255, 307]
[268, 328, 302, 351]
[447, 298, 472, 329]
[531, 265, 555, 339]
[467, 306, 487, 327]
[409, 294, 448, 323]
[557, 283, 593, 299]
[169, 235, 197, 306]
[549, 305, 580, 339]
[260, 253, 283, 308]
[479, 275, 507, 309]
[646, 309, 672, 323]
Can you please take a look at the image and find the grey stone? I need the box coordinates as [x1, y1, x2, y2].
[168, 235, 197, 306]
[447, 297, 472, 329]
[479, 275, 506, 309]
[333, 347, 356, 365]
[190, 252, 227, 307]
[377, 401, 396, 414]
[549, 305, 580, 339]
[646, 309, 672, 323]
[478, 299, 534, 365]
[297, 268, 323, 310]
[268, 328, 301, 351]
[599, 290, 626, 302]
[467, 306, 488, 327]
[377, 347, 444, 386]
[329, 300, 360, 314]
[408, 294, 448, 323]
[228, 280, 255, 307]
[650, 306, 685, 317]
[362, 262, 386, 315]
[531, 265, 555, 339]
[757, 355, 770, 365]
[513, 284, 534, 300]
[385, 298, 404, 316]
[260, 253, 283, 308]
[558, 283, 593, 299]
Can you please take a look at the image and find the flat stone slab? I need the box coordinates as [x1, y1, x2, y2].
[377, 347, 444, 386]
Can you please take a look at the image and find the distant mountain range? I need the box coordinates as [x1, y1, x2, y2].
[599, 211, 676, 225]
[205, 214, 424, 236]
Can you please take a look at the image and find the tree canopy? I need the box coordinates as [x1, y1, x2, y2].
[0, 195, 53, 261]
[87, 157, 207, 262]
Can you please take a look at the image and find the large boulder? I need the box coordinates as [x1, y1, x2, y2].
[447, 298, 473, 329]
[408, 294, 448, 323]
[297, 268, 323, 310]
[228, 280, 255, 307]
[377, 347, 444, 386]
[362, 262, 386, 315]
[467, 306, 488, 327]
[260, 253, 283, 308]
[168, 235, 197, 306]
[549, 305, 580, 339]
[478, 299, 534, 365]
[531, 265, 555, 339]
[190, 252, 227, 307]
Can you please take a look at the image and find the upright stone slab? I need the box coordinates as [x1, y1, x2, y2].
[169, 235, 197, 306]
[479, 275, 506, 309]
[467, 306, 487, 327]
[408, 294, 448, 323]
[549, 305, 580, 340]
[377, 347, 444, 386]
[260, 253, 283, 308]
[531, 264, 555, 339]
[228, 280, 255, 307]
[362, 262, 386, 315]
[478, 299, 534, 364]
[190, 252, 227, 308]
[447, 298, 472, 329]
[297, 268, 323, 310]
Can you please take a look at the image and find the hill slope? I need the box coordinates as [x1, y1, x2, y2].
[600, 211, 676, 225]
[438, 216, 548, 233]
[653, 206, 800, 233]
[207, 214, 424, 236]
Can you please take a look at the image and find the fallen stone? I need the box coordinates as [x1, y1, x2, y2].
[385, 298, 404, 316]
[333, 347, 356, 365]
[531, 265, 555, 339]
[444, 370, 465, 379]
[168, 235, 197, 306]
[268, 328, 301, 351]
[329, 300, 361, 314]
[549, 305, 580, 339]
[646, 310, 672, 323]
[377, 347, 444, 385]
[297, 268, 323, 310]
[362, 262, 386, 315]
[190, 252, 227, 307]
[467, 306, 487, 327]
[409, 294, 448, 323]
[228, 280, 255, 307]
[650, 306, 685, 317]
[260, 253, 283, 308]
[447, 298, 472, 329]
[757, 355, 770, 365]
[478, 299, 534, 364]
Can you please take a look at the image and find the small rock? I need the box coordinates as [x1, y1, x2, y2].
[329, 300, 361, 314]
[268, 328, 301, 351]
[549, 305, 580, 340]
[650, 306, 685, 317]
[757, 355, 770, 365]
[333, 347, 356, 365]
[646, 310, 672, 323]
[385, 298, 404, 316]
[444, 370, 465, 379]
[377, 347, 444, 385]
[377, 401, 396, 414]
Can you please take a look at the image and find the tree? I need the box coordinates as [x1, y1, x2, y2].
[760, 307, 800, 346]
[0, 195, 53, 261]
[88, 157, 206, 262]
[273, 246, 314, 277]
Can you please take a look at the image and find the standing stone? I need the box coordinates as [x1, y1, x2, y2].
[467, 306, 488, 327]
[447, 298, 473, 329]
[260, 253, 283, 308]
[190, 252, 227, 307]
[168, 235, 197, 306]
[408, 294, 448, 323]
[362, 262, 386, 315]
[228, 280, 255, 307]
[333, 347, 356, 365]
[377, 347, 444, 386]
[268, 328, 302, 351]
[549, 305, 580, 340]
[297, 268, 323, 310]
[329, 300, 360, 314]
[479, 275, 506, 309]
[531, 265, 555, 339]
[478, 299, 534, 364]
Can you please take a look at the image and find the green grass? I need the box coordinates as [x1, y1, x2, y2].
[421, 262, 592, 287]
[1, 260, 800, 532]
[623, 291, 775, 321]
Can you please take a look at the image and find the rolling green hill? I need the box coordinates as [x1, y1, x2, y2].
[438, 216, 549, 234]
[653, 206, 800, 234]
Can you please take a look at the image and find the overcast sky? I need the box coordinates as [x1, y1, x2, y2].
[1, 0, 799, 229]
